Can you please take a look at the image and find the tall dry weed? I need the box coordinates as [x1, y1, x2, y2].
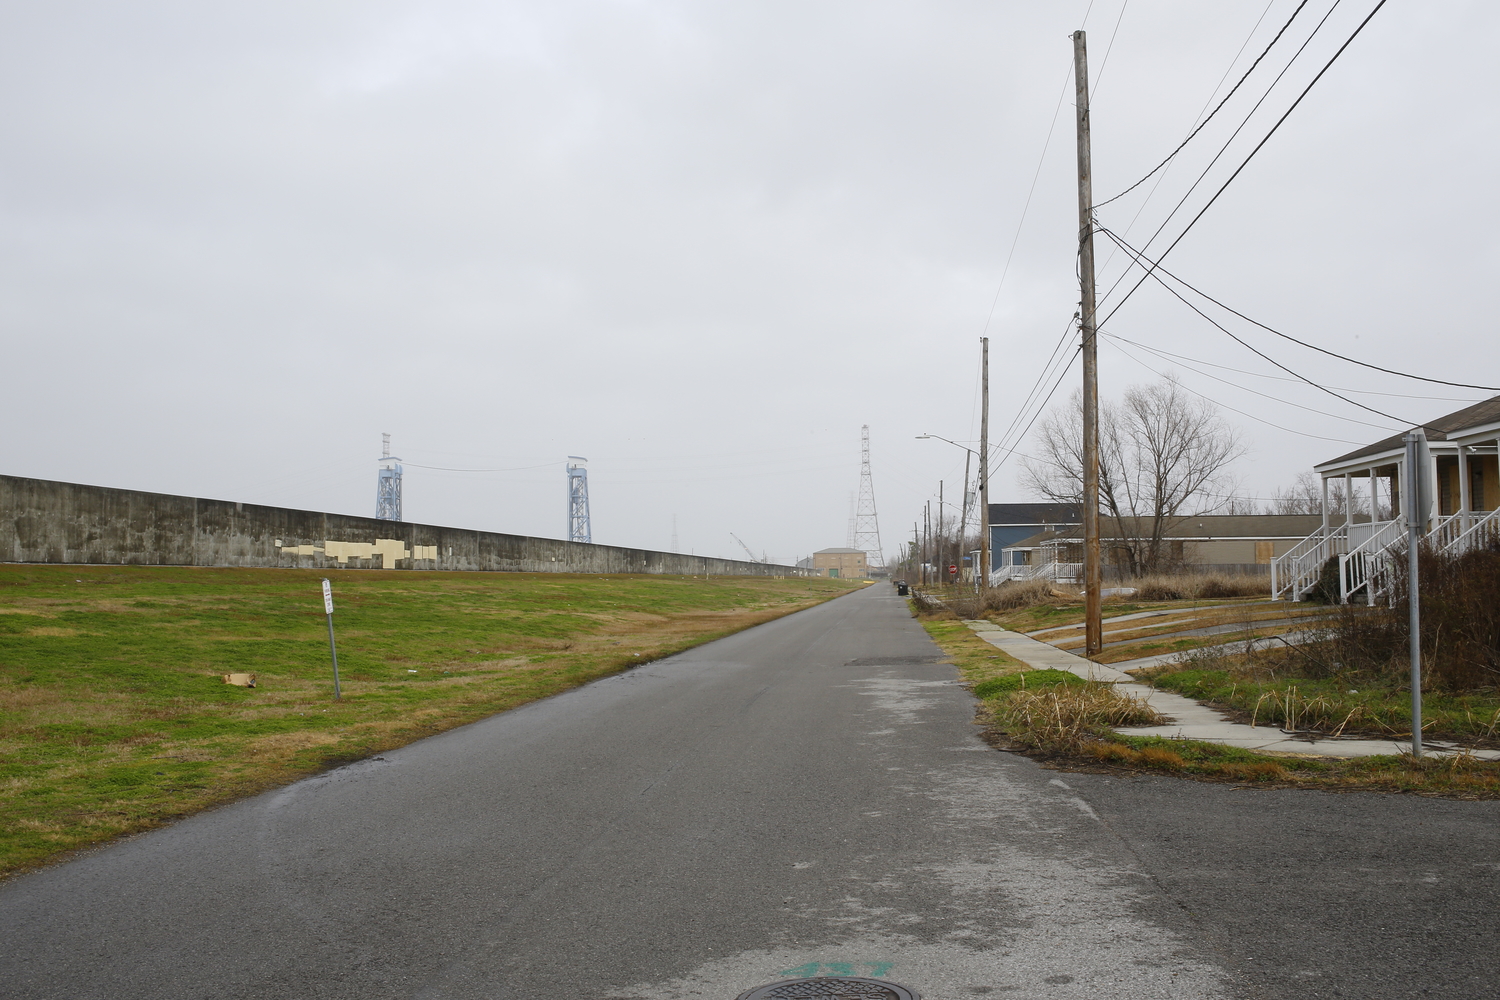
[1329, 546, 1500, 692]
[993, 682, 1166, 752]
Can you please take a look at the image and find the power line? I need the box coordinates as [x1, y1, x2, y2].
[1103, 337, 1366, 445]
[991, 344, 1082, 472]
[1094, 0, 1280, 282]
[1088, 0, 1132, 99]
[1101, 0, 1350, 305]
[1099, 228, 1500, 393]
[1098, 329, 1396, 431]
[1099, 0, 1388, 324]
[1099, 225, 1414, 426]
[992, 315, 1079, 459]
[403, 460, 563, 473]
[979, 59, 1074, 340]
[1094, 331, 1483, 402]
[1095, 0, 1311, 209]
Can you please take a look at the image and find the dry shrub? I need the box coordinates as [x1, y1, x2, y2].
[983, 578, 1075, 612]
[1128, 572, 1269, 601]
[1330, 546, 1500, 693]
[995, 682, 1166, 752]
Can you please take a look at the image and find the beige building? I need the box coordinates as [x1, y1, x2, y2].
[812, 547, 867, 579]
[999, 514, 1323, 583]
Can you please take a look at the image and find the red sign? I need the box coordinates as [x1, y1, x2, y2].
[948, 564, 958, 574]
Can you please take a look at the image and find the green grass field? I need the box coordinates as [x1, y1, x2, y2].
[0, 565, 859, 875]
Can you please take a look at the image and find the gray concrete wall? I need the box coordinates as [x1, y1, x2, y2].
[0, 475, 797, 577]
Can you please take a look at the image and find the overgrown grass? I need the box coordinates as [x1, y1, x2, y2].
[919, 618, 1162, 752]
[916, 619, 1026, 687]
[1126, 572, 1268, 601]
[919, 610, 1500, 796]
[1140, 642, 1500, 745]
[0, 565, 860, 875]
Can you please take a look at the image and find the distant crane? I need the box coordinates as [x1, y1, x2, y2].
[729, 532, 766, 563]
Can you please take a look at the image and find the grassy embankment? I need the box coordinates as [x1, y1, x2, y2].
[917, 595, 1500, 797]
[0, 565, 860, 876]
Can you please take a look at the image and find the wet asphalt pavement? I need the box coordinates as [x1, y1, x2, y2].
[1, 584, 1495, 999]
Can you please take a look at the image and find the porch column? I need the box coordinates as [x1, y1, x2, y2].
[1429, 448, 1441, 528]
[1367, 466, 1377, 522]
[1344, 472, 1353, 527]
[1321, 475, 1330, 536]
[1459, 445, 1472, 531]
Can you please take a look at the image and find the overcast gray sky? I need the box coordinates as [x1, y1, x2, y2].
[3, 1, 1495, 565]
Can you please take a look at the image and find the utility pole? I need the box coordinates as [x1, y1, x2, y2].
[979, 337, 991, 590]
[938, 480, 945, 583]
[1074, 30, 1103, 658]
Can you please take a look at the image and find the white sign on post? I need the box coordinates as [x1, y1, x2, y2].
[321, 578, 341, 701]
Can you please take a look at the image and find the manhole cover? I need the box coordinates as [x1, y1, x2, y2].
[735, 977, 920, 1000]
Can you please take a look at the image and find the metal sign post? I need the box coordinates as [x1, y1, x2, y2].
[1404, 431, 1427, 757]
[322, 578, 341, 701]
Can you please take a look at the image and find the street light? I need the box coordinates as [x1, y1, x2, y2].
[916, 434, 988, 590]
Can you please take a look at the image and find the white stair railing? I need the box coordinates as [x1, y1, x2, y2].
[1441, 506, 1500, 556]
[1340, 517, 1407, 604]
[1271, 523, 1348, 600]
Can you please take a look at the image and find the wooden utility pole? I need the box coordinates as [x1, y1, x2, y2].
[1073, 30, 1103, 657]
[979, 336, 991, 590]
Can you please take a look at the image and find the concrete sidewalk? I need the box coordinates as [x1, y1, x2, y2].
[962, 620, 1500, 761]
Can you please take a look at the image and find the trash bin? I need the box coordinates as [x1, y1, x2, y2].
[895, 581, 909, 596]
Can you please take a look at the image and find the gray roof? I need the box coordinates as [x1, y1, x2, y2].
[1006, 514, 1324, 547]
[813, 547, 866, 555]
[986, 502, 1081, 525]
[1319, 394, 1500, 468]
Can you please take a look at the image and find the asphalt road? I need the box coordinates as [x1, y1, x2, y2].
[2, 584, 1496, 999]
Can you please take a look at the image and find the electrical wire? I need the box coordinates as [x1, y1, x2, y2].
[1095, 331, 1483, 402]
[991, 344, 1083, 472]
[403, 460, 563, 473]
[1098, 0, 1350, 313]
[979, 60, 1074, 341]
[1098, 0, 1390, 325]
[991, 315, 1079, 459]
[1098, 225, 1416, 425]
[1099, 229, 1500, 393]
[1103, 336, 1367, 445]
[1095, 0, 1311, 209]
[1094, 0, 1280, 282]
[1097, 329, 1396, 431]
[1088, 0, 1132, 99]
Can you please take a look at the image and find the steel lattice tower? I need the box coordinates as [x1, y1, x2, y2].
[375, 432, 403, 522]
[853, 425, 885, 571]
[567, 457, 591, 544]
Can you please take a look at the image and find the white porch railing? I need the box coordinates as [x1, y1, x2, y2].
[1340, 517, 1408, 604]
[990, 558, 1083, 587]
[1271, 522, 1348, 601]
[1441, 506, 1500, 556]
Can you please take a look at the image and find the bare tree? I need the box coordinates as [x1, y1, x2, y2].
[1268, 470, 1361, 517]
[1021, 377, 1245, 574]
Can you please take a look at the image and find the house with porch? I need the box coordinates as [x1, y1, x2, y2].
[1271, 395, 1500, 602]
[996, 514, 1322, 584]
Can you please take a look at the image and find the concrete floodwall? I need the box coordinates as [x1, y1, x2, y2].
[0, 475, 797, 577]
